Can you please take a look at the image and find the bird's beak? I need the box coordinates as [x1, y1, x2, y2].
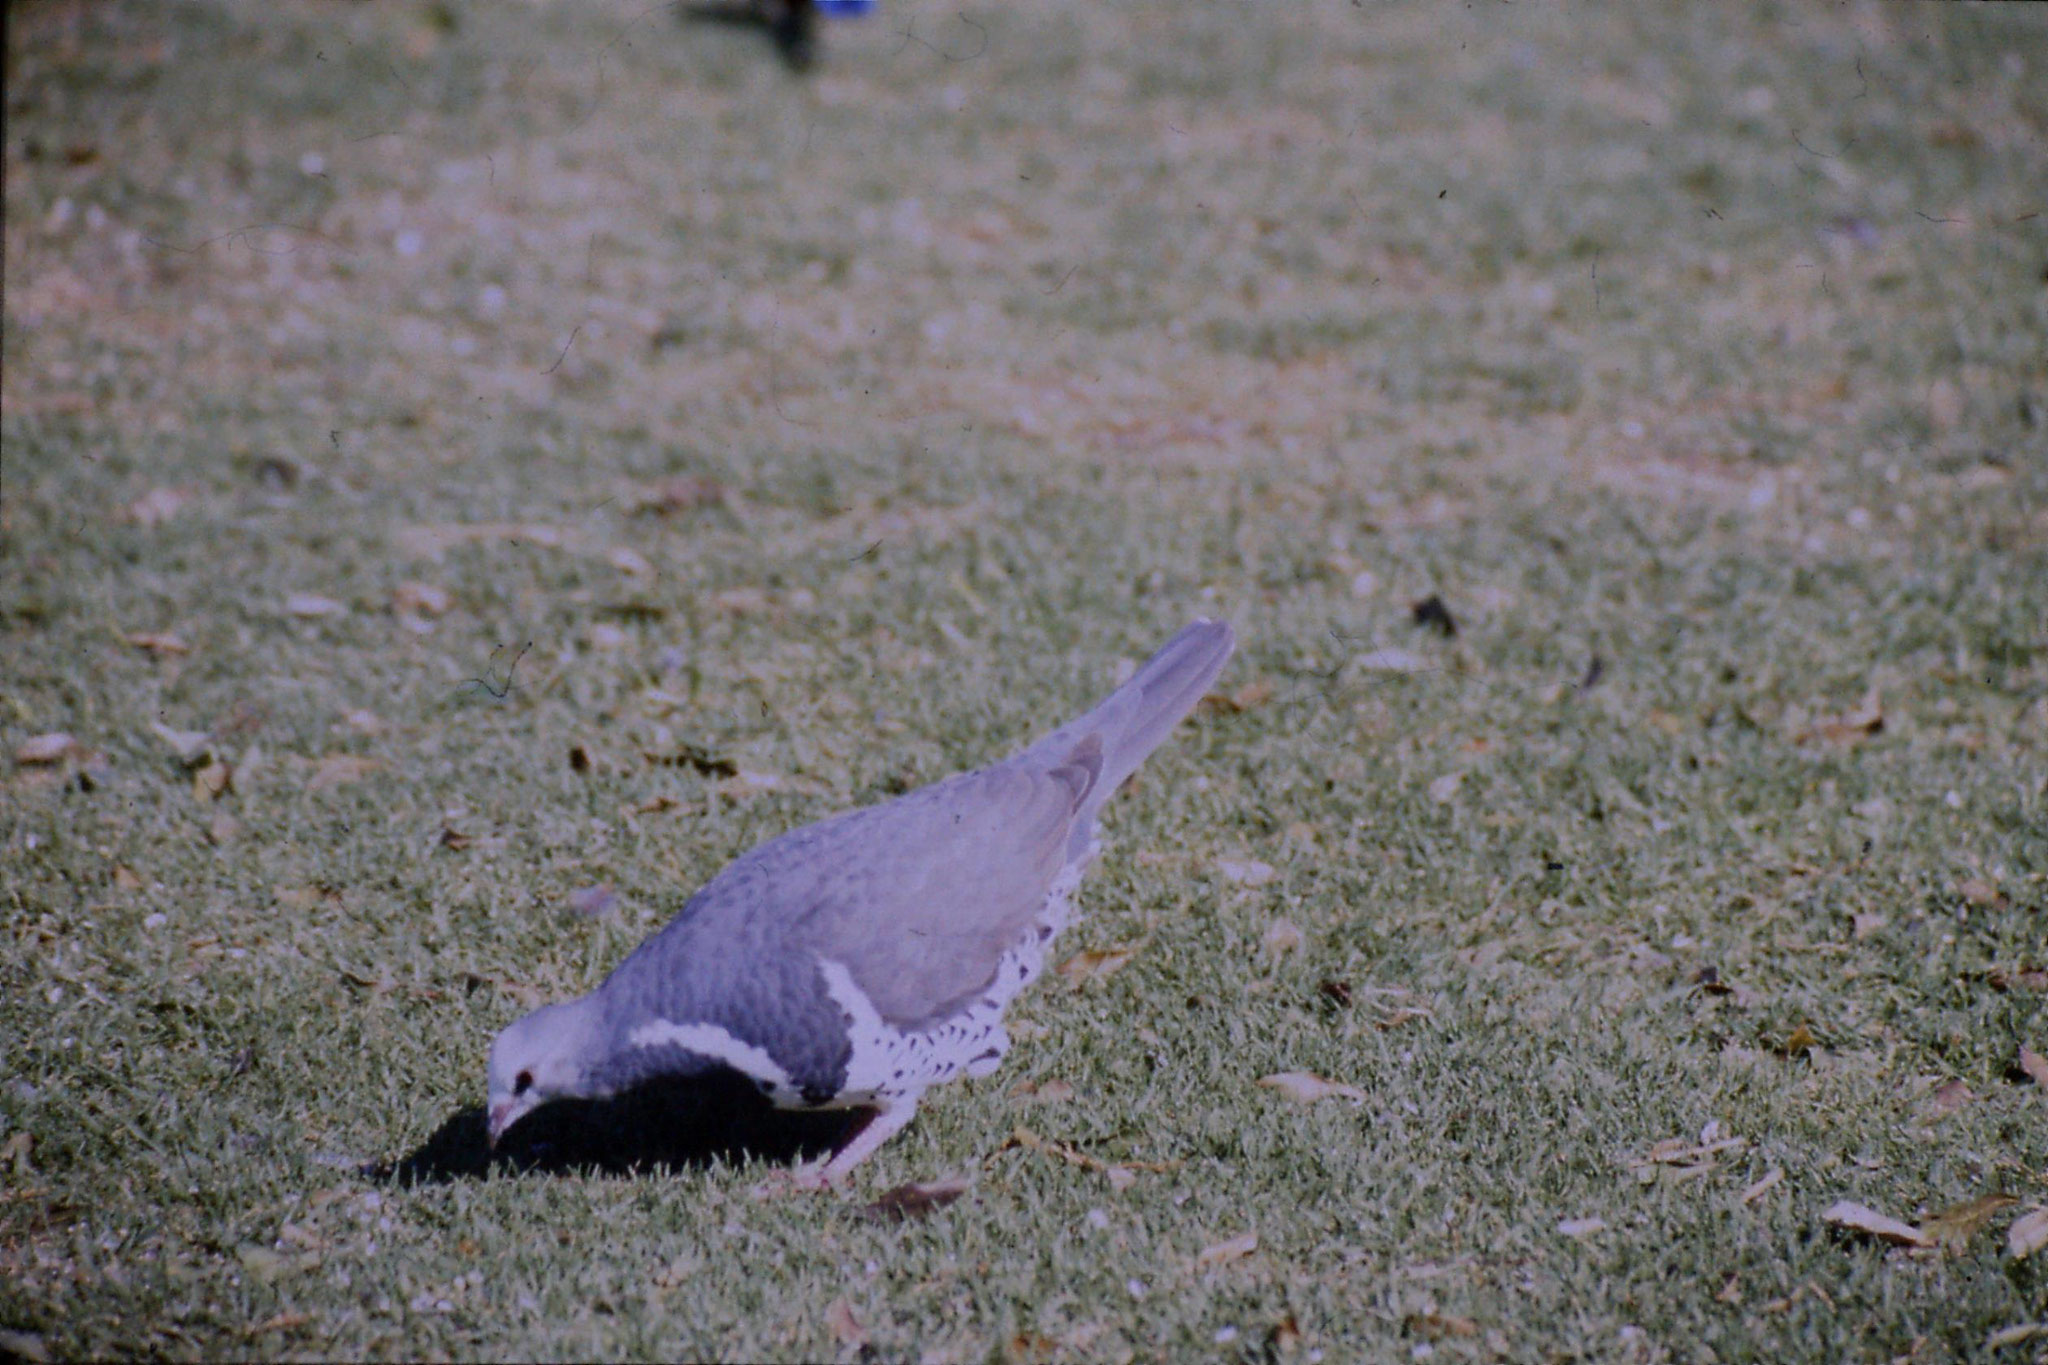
[488, 1101, 518, 1149]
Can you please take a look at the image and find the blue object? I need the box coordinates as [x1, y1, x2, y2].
[817, 0, 875, 16]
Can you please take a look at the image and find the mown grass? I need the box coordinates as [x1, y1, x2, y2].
[3, 1, 2045, 1360]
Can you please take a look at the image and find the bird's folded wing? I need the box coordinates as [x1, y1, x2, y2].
[788, 748, 1096, 1029]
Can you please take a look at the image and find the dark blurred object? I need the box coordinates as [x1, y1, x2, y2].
[1410, 594, 1458, 638]
[680, 0, 819, 72]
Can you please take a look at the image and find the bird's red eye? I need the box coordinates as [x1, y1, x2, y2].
[514, 1070, 533, 1096]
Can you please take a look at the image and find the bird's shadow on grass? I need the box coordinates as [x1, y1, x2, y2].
[373, 1069, 859, 1186]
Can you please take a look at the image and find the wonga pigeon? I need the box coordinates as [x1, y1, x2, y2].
[486, 619, 1235, 1185]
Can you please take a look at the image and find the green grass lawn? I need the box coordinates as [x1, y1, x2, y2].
[4, 2, 2045, 1359]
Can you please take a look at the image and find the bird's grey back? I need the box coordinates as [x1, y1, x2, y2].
[595, 619, 1235, 1067]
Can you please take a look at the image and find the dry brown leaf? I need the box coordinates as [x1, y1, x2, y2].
[1929, 1080, 1974, 1116]
[127, 486, 190, 527]
[1057, 946, 1137, 985]
[2019, 1047, 2048, 1090]
[1988, 1323, 2048, 1350]
[2, 1132, 33, 1175]
[1957, 878, 2007, 908]
[606, 546, 654, 576]
[1194, 1231, 1258, 1271]
[1217, 858, 1277, 887]
[14, 733, 74, 765]
[651, 1256, 700, 1289]
[113, 865, 144, 891]
[125, 631, 190, 655]
[1801, 689, 1884, 746]
[1003, 1127, 1178, 1180]
[192, 759, 232, 803]
[1740, 1169, 1784, 1204]
[2007, 1208, 2048, 1260]
[1922, 1194, 2017, 1252]
[392, 582, 451, 616]
[824, 1297, 867, 1348]
[1201, 680, 1275, 714]
[1779, 1024, 1819, 1057]
[1987, 965, 2048, 993]
[307, 755, 380, 793]
[1261, 918, 1304, 958]
[285, 592, 346, 619]
[1822, 1200, 1932, 1248]
[864, 1177, 970, 1222]
[1257, 1071, 1366, 1104]
[1406, 1313, 1479, 1340]
[149, 720, 212, 765]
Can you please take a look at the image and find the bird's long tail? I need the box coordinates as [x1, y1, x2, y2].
[1017, 618, 1236, 843]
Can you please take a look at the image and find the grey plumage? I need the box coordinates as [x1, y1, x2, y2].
[486, 618, 1235, 1184]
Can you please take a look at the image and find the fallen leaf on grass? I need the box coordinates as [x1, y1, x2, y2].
[126, 486, 190, 527]
[1957, 877, 2007, 908]
[1217, 858, 1277, 886]
[192, 759, 232, 803]
[864, 1177, 970, 1222]
[1822, 1200, 1932, 1248]
[1257, 1072, 1366, 1104]
[2007, 1208, 2048, 1260]
[0, 1330, 51, 1363]
[1557, 1217, 1608, 1238]
[1406, 1313, 1479, 1340]
[1057, 946, 1137, 985]
[651, 1256, 701, 1289]
[824, 1297, 867, 1348]
[1194, 1231, 1258, 1271]
[606, 546, 654, 576]
[1002, 1127, 1177, 1181]
[284, 593, 346, 619]
[2, 1132, 32, 1175]
[1929, 1080, 1974, 1116]
[1986, 965, 2048, 993]
[14, 733, 74, 764]
[1200, 680, 1275, 714]
[149, 721, 213, 765]
[1988, 1323, 2048, 1350]
[1778, 1024, 1819, 1057]
[1798, 689, 1884, 746]
[125, 631, 189, 655]
[245, 1312, 312, 1336]
[307, 755, 380, 793]
[1260, 918, 1304, 958]
[1740, 1169, 1784, 1204]
[1922, 1194, 2017, 1252]
[392, 581, 451, 616]
[2019, 1048, 2048, 1090]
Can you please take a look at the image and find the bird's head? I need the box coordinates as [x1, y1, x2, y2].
[486, 998, 599, 1147]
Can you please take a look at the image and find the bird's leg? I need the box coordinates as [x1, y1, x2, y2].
[752, 1097, 918, 1197]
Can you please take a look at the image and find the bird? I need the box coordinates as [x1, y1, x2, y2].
[486, 618, 1235, 1187]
